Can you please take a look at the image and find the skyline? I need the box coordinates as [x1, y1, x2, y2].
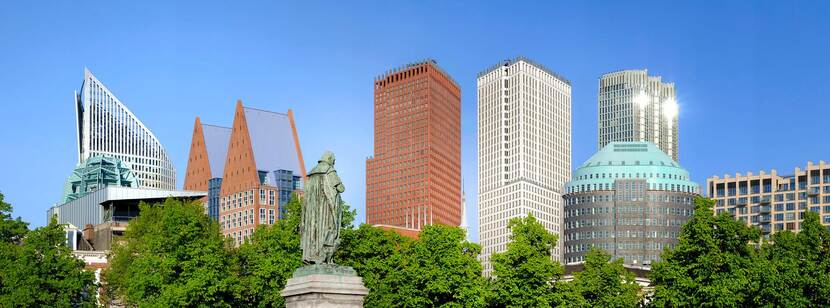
[2, 1, 829, 243]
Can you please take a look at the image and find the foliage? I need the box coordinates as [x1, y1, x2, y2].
[570, 248, 640, 307]
[650, 196, 762, 307]
[338, 224, 486, 307]
[336, 224, 410, 307]
[753, 211, 830, 306]
[487, 214, 564, 307]
[398, 225, 488, 307]
[0, 192, 28, 244]
[0, 216, 97, 307]
[104, 198, 239, 307]
[236, 194, 304, 307]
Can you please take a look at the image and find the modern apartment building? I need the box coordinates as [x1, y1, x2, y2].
[365, 60, 462, 237]
[598, 70, 679, 161]
[183, 118, 231, 220]
[215, 101, 305, 245]
[563, 142, 698, 266]
[75, 68, 176, 189]
[477, 57, 571, 275]
[706, 161, 830, 236]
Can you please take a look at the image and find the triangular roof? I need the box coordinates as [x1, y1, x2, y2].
[220, 101, 305, 194]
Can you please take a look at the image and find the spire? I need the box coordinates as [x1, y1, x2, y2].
[461, 178, 469, 240]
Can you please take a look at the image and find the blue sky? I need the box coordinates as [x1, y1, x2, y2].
[1, 1, 828, 242]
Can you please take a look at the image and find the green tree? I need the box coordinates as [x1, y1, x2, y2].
[104, 198, 238, 307]
[650, 196, 762, 307]
[754, 211, 830, 306]
[487, 214, 564, 307]
[399, 225, 487, 307]
[0, 192, 28, 243]
[570, 248, 640, 307]
[236, 194, 304, 307]
[0, 217, 97, 307]
[336, 224, 410, 307]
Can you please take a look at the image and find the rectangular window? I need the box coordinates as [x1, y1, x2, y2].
[260, 208, 266, 224]
[260, 189, 266, 204]
[269, 209, 275, 224]
[269, 190, 276, 205]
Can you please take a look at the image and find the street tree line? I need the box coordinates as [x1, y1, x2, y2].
[1, 191, 829, 307]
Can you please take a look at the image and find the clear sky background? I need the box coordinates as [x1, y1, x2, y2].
[1, 1, 828, 242]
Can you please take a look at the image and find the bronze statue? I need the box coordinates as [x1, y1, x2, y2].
[301, 151, 345, 264]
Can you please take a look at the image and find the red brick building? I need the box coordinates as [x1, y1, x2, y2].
[186, 101, 305, 245]
[366, 60, 462, 237]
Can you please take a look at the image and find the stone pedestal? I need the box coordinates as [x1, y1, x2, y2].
[281, 265, 369, 308]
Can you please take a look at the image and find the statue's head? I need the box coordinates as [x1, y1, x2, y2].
[319, 151, 336, 165]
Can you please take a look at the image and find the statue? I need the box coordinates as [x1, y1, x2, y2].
[283, 151, 369, 307]
[301, 151, 345, 265]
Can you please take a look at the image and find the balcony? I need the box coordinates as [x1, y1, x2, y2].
[759, 196, 771, 204]
[737, 199, 748, 206]
[759, 206, 771, 214]
[808, 187, 820, 196]
[760, 224, 772, 233]
[759, 215, 771, 224]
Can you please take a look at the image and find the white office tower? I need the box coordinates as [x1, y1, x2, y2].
[598, 70, 679, 161]
[75, 68, 176, 189]
[477, 57, 572, 276]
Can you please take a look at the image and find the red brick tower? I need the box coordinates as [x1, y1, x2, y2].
[365, 60, 462, 237]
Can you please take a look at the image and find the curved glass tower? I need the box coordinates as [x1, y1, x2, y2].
[75, 69, 176, 189]
[563, 142, 698, 265]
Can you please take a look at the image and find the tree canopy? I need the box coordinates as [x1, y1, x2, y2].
[0, 193, 96, 307]
[488, 214, 564, 307]
[571, 248, 640, 307]
[104, 198, 239, 306]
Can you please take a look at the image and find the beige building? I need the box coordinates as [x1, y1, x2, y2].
[706, 161, 830, 236]
[477, 57, 571, 276]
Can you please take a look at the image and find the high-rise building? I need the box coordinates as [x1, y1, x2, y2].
[216, 101, 305, 245]
[598, 70, 679, 161]
[365, 60, 462, 236]
[563, 142, 698, 266]
[706, 161, 830, 236]
[183, 118, 232, 220]
[477, 57, 572, 275]
[75, 68, 176, 189]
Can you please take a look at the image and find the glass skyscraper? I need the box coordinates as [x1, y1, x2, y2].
[598, 70, 679, 161]
[75, 68, 176, 189]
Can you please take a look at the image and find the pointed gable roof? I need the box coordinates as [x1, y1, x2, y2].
[220, 101, 305, 194]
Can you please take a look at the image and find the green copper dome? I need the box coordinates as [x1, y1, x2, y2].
[566, 142, 699, 194]
[61, 156, 138, 203]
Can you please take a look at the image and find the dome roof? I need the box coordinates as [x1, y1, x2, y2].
[566, 142, 698, 194]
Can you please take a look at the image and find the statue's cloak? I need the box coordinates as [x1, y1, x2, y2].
[301, 157, 344, 264]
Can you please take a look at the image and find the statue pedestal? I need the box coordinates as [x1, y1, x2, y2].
[281, 265, 369, 308]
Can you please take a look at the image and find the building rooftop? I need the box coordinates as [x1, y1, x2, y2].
[566, 142, 698, 193]
[243, 107, 304, 176]
[201, 123, 232, 177]
[477, 56, 571, 85]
